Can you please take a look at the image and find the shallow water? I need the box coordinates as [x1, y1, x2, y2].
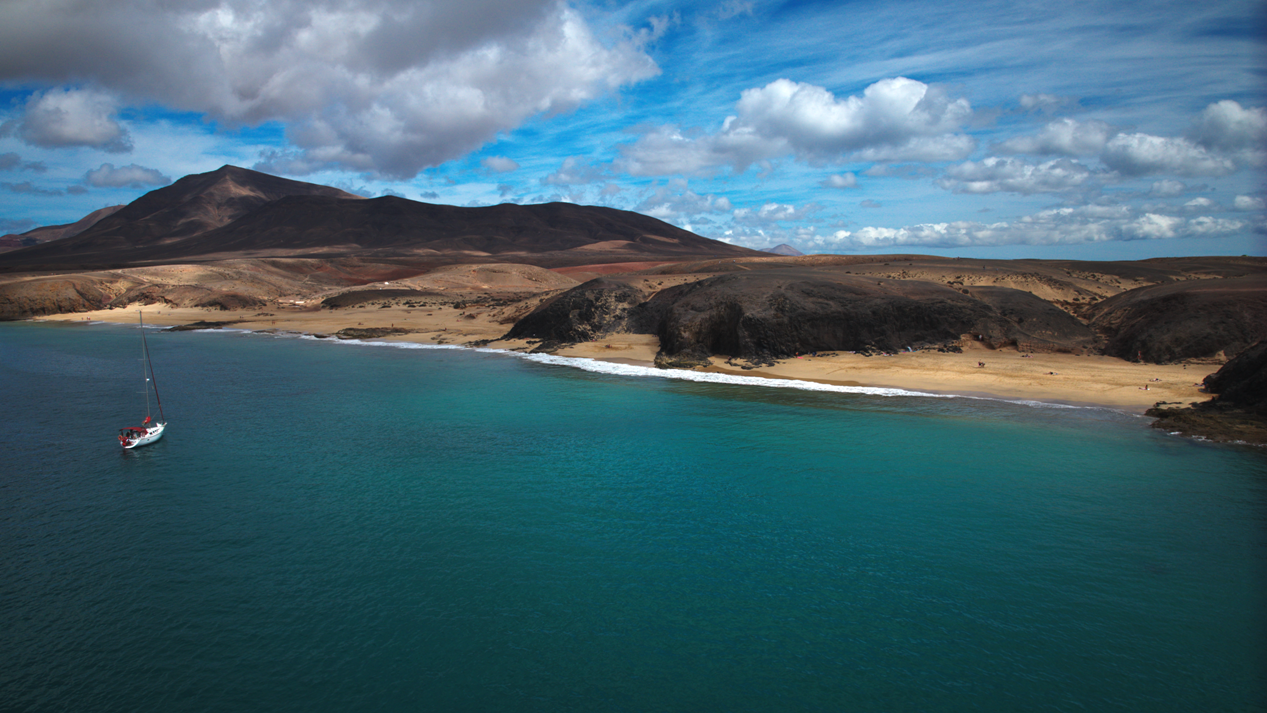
[2, 321, 1264, 711]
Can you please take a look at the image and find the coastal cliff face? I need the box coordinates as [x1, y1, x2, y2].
[1202, 339, 1267, 414]
[641, 272, 998, 365]
[1146, 339, 1267, 444]
[1089, 274, 1267, 363]
[504, 278, 647, 344]
[507, 268, 1101, 365]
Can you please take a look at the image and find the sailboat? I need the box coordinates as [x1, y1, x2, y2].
[118, 312, 167, 449]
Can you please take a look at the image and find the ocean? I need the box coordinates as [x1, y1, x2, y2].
[2, 320, 1264, 711]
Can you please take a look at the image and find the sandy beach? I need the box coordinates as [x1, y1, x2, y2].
[42, 302, 1219, 413]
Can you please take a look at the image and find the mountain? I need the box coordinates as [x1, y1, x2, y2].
[0, 166, 759, 270]
[0, 166, 362, 269]
[0, 205, 124, 252]
[159, 195, 758, 264]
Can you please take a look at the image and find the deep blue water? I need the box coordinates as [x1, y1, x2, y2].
[2, 321, 1265, 712]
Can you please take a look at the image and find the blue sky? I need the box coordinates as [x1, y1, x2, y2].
[1, 0, 1263, 259]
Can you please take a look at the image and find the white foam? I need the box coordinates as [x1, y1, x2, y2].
[175, 329, 1093, 411]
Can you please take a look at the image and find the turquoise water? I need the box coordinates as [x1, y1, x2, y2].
[1, 321, 1264, 711]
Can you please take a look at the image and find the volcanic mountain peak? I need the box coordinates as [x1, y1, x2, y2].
[0, 166, 365, 268]
[0, 166, 761, 271]
[93, 165, 362, 241]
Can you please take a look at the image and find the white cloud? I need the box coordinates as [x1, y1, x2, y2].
[1018, 93, 1075, 114]
[810, 204, 1245, 249]
[481, 156, 519, 173]
[620, 77, 975, 175]
[1234, 195, 1265, 211]
[995, 118, 1113, 156]
[731, 202, 817, 228]
[937, 157, 1093, 194]
[1149, 179, 1187, 197]
[83, 163, 171, 188]
[1187, 100, 1266, 166]
[1101, 133, 1236, 177]
[0, 1, 659, 178]
[820, 172, 858, 189]
[542, 157, 607, 185]
[635, 180, 732, 221]
[712, 1, 755, 21]
[10, 88, 131, 152]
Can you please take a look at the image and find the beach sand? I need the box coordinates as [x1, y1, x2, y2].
[43, 303, 1218, 413]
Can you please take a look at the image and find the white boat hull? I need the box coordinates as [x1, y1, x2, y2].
[121, 422, 166, 449]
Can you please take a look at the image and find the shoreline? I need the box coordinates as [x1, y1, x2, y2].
[35, 304, 1219, 414]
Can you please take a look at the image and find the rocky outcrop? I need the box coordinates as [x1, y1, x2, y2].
[631, 270, 1061, 364]
[1146, 339, 1267, 445]
[505, 278, 648, 343]
[0, 276, 115, 319]
[505, 269, 1106, 365]
[334, 327, 413, 339]
[1202, 339, 1267, 414]
[1089, 274, 1267, 362]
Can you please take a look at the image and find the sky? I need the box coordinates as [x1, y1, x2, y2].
[0, 0, 1264, 260]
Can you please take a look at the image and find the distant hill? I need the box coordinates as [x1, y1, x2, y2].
[0, 165, 760, 270]
[761, 243, 804, 256]
[0, 205, 124, 253]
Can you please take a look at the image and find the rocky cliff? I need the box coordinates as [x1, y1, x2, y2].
[1146, 339, 1267, 445]
[507, 268, 1100, 366]
[1089, 274, 1267, 362]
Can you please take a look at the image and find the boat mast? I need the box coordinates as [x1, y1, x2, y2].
[139, 311, 165, 424]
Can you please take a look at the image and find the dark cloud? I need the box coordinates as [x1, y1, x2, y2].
[0, 0, 658, 178]
[0, 152, 49, 172]
[3, 181, 62, 196]
[83, 163, 170, 188]
[0, 217, 37, 234]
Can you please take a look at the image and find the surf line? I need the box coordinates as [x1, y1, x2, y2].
[320, 335, 1090, 411]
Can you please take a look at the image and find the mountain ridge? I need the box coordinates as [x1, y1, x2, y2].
[0, 165, 759, 271]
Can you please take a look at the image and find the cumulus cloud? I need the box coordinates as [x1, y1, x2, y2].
[731, 202, 818, 229]
[810, 204, 1245, 250]
[987, 100, 1263, 182]
[995, 118, 1113, 156]
[1186, 100, 1267, 168]
[83, 163, 171, 188]
[8, 88, 131, 152]
[635, 180, 732, 221]
[937, 157, 1094, 194]
[0, 0, 659, 178]
[481, 156, 519, 173]
[1101, 133, 1236, 177]
[620, 77, 975, 175]
[820, 172, 858, 189]
[1234, 195, 1265, 211]
[791, 200, 1252, 251]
